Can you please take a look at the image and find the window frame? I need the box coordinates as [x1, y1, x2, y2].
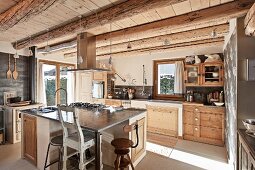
[153, 59, 184, 100]
[39, 60, 75, 105]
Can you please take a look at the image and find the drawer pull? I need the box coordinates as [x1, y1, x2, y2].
[195, 108, 199, 111]
[195, 127, 198, 131]
[194, 117, 198, 121]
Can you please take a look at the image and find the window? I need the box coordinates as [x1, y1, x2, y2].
[39, 60, 75, 106]
[153, 59, 184, 100]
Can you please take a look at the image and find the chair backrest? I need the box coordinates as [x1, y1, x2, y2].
[58, 106, 84, 143]
[123, 121, 139, 148]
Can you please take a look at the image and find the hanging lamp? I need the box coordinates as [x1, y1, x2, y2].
[14, 41, 19, 58]
[28, 36, 33, 56]
[45, 29, 51, 52]
[77, 15, 83, 64]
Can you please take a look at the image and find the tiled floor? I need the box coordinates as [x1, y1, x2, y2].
[0, 139, 231, 170]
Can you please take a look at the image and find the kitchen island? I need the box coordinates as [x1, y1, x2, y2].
[21, 106, 147, 170]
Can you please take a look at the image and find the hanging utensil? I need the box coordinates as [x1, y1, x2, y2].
[13, 58, 18, 80]
[6, 54, 12, 79]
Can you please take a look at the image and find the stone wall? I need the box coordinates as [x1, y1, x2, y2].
[0, 52, 30, 104]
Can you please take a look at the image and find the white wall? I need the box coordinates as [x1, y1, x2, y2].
[0, 41, 29, 56]
[98, 45, 223, 86]
[36, 50, 77, 64]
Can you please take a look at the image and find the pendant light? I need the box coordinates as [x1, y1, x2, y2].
[45, 29, 51, 52]
[127, 38, 132, 49]
[14, 41, 19, 59]
[108, 21, 112, 66]
[77, 15, 83, 64]
[211, 29, 217, 38]
[28, 36, 33, 56]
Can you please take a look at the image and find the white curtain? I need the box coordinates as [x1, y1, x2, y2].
[67, 71, 74, 104]
[38, 63, 47, 105]
[174, 61, 184, 94]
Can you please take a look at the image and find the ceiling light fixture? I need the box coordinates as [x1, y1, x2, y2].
[14, 41, 19, 59]
[28, 36, 33, 56]
[45, 29, 51, 52]
[77, 15, 83, 64]
[211, 29, 217, 38]
[127, 38, 132, 49]
[108, 20, 113, 68]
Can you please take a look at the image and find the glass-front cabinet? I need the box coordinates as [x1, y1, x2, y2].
[185, 65, 200, 86]
[184, 62, 224, 87]
[202, 63, 223, 86]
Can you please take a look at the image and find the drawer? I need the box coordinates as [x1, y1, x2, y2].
[183, 105, 200, 112]
[183, 111, 200, 126]
[183, 124, 194, 136]
[200, 126, 222, 140]
[199, 106, 225, 115]
[200, 113, 223, 129]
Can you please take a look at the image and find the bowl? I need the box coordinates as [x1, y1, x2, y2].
[243, 119, 255, 133]
[213, 102, 224, 106]
[212, 72, 219, 78]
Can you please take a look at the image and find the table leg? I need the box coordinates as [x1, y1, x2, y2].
[95, 131, 102, 170]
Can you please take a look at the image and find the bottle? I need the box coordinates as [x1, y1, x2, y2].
[186, 91, 190, 102]
[189, 91, 194, 102]
[219, 91, 224, 102]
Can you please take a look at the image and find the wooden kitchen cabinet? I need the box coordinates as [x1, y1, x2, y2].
[183, 103, 225, 146]
[105, 99, 122, 106]
[147, 105, 178, 137]
[238, 130, 255, 170]
[184, 62, 224, 87]
[131, 117, 146, 162]
[23, 114, 37, 165]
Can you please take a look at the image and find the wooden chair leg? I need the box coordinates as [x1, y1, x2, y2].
[114, 155, 121, 170]
[79, 150, 85, 170]
[62, 145, 67, 170]
[127, 154, 135, 170]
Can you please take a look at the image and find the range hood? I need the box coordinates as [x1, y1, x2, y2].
[68, 32, 110, 72]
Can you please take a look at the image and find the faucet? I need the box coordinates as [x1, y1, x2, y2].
[54, 88, 68, 106]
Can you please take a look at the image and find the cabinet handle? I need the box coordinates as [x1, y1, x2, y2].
[195, 117, 198, 121]
[195, 127, 198, 131]
[195, 108, 199, 111]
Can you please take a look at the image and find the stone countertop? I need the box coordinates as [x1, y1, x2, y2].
[238, 129, 255, 159]
[21, 107, 146, 132]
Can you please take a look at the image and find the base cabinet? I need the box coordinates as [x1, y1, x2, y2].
[131, 117, 146, 162]
[23, 114, 37, 165]
[147, 105, 178, 137]
[238, 130, 255, 170]
[183, 103, 225, 146]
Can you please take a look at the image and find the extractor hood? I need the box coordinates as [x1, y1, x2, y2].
[68, 32, 110, 72]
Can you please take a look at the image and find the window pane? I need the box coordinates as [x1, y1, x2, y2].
[157, 63, 175, 95]
[60, 66, 75, 105]
[43, 64, 56, 106]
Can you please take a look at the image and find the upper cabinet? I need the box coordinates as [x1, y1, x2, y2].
[185, 62, 224, 87]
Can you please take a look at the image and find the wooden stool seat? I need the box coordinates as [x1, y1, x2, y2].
[111, 123, 139, 170]
[114, 148, 130, 155]
[111, 138, 133, 149]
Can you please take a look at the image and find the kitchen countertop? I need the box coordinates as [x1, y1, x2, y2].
[21, 107, 146, 132]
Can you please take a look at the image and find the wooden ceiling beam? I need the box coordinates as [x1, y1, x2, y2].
[96, 0, 254, 47]
[64, 37, 224, 58]
[37, 24, 228, 54]
[244, 3, 255, 36]
[14, 0, 185, 49]
[0, 0, 61, 31]
[96, 24, 228, 55]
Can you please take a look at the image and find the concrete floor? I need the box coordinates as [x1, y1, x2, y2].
[0, 139, 231, 170]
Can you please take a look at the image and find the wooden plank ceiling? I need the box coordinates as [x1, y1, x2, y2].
[0, 0, 234, 49]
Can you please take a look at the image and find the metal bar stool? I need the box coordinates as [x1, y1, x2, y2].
[44, 135, 63, 170]
[111, 122, 139, 170]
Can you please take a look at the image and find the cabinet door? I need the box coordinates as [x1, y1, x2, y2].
[185, 65, 201, 86]
[78, 73, 93, 102]
[132, 118, 146, 162]
[201, 63, 224, 86]
[23, 114, 37, 165]
[93, 72, 104, 80]
[147, 106, 178, 137]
